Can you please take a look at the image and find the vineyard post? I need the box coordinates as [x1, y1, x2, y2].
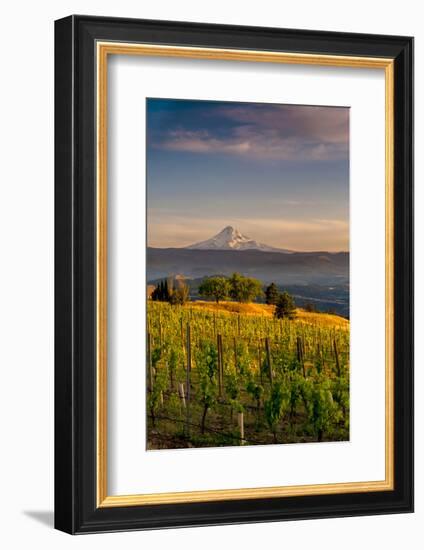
[186, 323, 192, 437]
[178, 382, 186, 408]
[318, 331, 326, 373]
[238, 412, 245, 445]
[258, 343, 263, 385]
[158, 313, 162, 347]
[237, 314, 241, 336]
[333, 338, 341, 377]
[147, 332, 153, 391]
[217, 334, 223, 398]
[316, 343, 322, 373]
[265, 337, 273, 384]
[233, 337, 238, 372]
[168, 361, 174, 391]
[297, 336, 306, 378]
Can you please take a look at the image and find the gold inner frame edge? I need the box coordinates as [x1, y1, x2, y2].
[96, 42, 395, 508]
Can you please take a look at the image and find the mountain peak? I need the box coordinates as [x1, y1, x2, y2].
[185, 226, 293, 253]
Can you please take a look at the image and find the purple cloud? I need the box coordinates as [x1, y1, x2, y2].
[152, 104, 349, 161]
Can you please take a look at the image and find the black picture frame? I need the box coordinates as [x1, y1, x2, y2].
[55, 15, 414, 534]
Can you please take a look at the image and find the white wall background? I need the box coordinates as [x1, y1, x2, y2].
[0, 0, 420, 547]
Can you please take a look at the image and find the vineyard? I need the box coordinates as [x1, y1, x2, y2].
[147, 301, 350, 449]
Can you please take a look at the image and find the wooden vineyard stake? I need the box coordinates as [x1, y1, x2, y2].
[233, 337, 238, 372]
[168, 361, 175, 391]
[186, 323, 192, 436]
[147, 332, 153, 391]
[178, 382, 186, 408]
[213, 312, 216, 336]
[217, 334, 221, 396]
[316, 343, 322, 373]
[158, 313, 162, 347]
[297, 336, 306, 378]
[258, 343, 263, 385]
[217, 334, 224, 398]
[333, 338, 341, 377]
[265, 337, 273, 384]
[238, 412, 245, 445]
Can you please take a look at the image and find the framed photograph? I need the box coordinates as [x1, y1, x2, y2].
[54, 15, 413, 534]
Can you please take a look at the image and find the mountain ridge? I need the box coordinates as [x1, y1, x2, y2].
[147, 247, 349, 286]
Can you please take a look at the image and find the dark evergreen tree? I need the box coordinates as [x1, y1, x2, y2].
[151, 282, 161, 301]
[164, 279, 169, 301]
[265, 282, 279, 305]
[151, 279, 171, 302]
[274, 291, 296, 320]
[303, 302, 318, 313]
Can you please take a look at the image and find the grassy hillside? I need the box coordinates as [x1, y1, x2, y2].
[189, 300, 349, 329]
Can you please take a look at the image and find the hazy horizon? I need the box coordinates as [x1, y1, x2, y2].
[146, 98, 349, 252]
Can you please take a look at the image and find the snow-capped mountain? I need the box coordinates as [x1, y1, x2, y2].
[186, 226, 293, 253]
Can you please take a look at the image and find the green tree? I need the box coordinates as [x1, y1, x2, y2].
[274, 291, 296, 319]
[198, 276, 230, 303]
[229, 273, 263, 303]
[265, 282, 279, 305]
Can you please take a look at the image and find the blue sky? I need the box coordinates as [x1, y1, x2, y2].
[146, 98, 349, 252]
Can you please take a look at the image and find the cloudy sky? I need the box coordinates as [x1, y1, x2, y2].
[146, 98, 349, 252]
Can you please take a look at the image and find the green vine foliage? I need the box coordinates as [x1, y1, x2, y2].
[146, 301, 350, 448]
[264, 382, 290, 442]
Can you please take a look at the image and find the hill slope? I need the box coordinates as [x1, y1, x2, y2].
[188, 300, 349, 329]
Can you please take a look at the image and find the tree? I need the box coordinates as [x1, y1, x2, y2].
[151, 279, 169, 302]
[265, 282, 279, 305]
[163, 279, 170, 301]
[303, 301, 318, 313]
[229, 273, 263, 303]
[198, 276, 230, 303]
[274, 291, 296, 319]
[169, 276, 190, 305]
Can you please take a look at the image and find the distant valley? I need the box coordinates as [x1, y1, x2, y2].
[147, 226, 349, 317]
[147, 247, 348, 286]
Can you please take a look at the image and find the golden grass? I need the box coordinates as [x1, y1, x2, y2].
[190, 300, 274, 316]
[188, 300, 349, 329]
[295, 309, 349, 329]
